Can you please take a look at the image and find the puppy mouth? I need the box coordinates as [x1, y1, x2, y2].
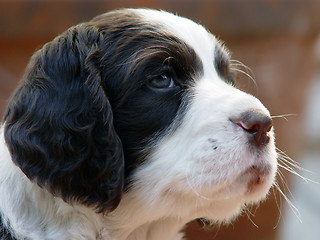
[241, 164, 271, 193]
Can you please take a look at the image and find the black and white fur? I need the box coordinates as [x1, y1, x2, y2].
[0, 9, 277, 240]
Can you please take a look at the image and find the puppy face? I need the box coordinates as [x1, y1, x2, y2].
[3, 9, 277, 221]
[116, 9, 277, 221]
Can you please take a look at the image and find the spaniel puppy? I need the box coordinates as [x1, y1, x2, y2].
[0, 9, 277, 240]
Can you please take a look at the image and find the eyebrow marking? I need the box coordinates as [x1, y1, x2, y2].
[214, 45, 231, 81]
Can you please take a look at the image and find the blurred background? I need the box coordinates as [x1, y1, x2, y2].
[1, 0, 320, 239]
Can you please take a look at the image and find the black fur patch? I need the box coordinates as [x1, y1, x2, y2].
[214, 44, 235, 85]
[91, 10, 203, 177]
[3, 9, 203, 212]
[0, 217, 17, 240]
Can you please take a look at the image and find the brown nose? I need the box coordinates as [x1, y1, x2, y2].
[232, 109, 273, 147]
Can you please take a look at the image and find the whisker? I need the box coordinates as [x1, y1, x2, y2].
[271, 184, 282, 229]
[243, 206, 259, 228]
[277, 148, 319, 184]
[277, 148, 302, 168]
[277, 169, 296, 202]
[251, 203, 261, 217]
[230, 59, 257, 86]
[272, 148, 316, 224]
[230, 67, 258, 90]
[277, 162, 309, 184]
[229, 67, 255, 81]
[273, 182, 302, 223]
[271, 114, 297, 122]
[277, 169, 289, 187]
[230, 63, 254, 77]
[230, 59, 254, 74]
[277, 148, 312, 173]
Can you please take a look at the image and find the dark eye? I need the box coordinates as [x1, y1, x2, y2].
[149, 74, 176, 89]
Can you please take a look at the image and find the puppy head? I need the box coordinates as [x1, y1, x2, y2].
[3, 9, 277, 220]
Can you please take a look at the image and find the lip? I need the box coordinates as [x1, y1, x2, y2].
[243, 165, 270, 193]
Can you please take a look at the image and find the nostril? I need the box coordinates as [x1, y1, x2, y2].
[232, 109, 273, 146]
[238, 122, 260, 134]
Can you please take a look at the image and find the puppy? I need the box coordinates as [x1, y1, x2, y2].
[0, 8, 277, 240]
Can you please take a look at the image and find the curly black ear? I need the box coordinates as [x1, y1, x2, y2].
[3, 24, 124, 213]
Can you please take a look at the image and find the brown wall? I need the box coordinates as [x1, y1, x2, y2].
[1, 1, 319, 239]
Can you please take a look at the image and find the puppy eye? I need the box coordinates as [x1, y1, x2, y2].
[149, 74, 176, 89]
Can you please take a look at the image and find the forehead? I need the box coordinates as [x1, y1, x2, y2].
[92, 9, 229, 82]
[135, 9, 221, 73]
